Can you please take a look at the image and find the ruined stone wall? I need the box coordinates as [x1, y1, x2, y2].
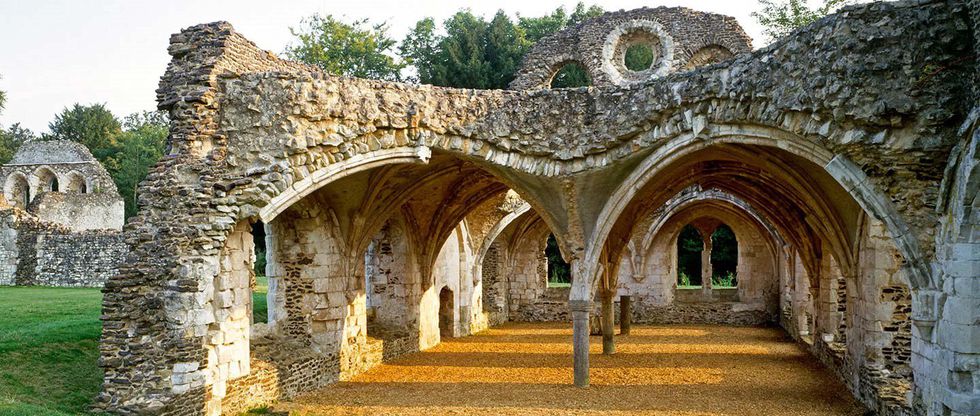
[480, 243, 508, 324]
[775, 217, 917, 416]
[197, 221, 254, 415]
[28, 192, 124, 231]
[0, 140, 123, 231]
[96, 1, 978, 414]
[425, 228, 464, 342]
[501, 222, 574, 322]
[510, 7, 753, 89]
[365, 220, 416, 331]
[914, 98, 980, 415]
[0, 207, 126, 287]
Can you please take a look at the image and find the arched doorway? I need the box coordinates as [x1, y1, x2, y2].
[438, 286, 454, 338]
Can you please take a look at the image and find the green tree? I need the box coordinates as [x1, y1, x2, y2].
[545, 233, 570, 285]
[0, 123, 35, 164]
[0, 74, 6, 115]
[45, 103, 121, 165]
[434, 11, 493, 88]
[710, 224, 738, 285]
[485, 12, 528, 89]
[286, 14, 404, 81]
[112, 111, 168, 218]
[753, 0, 853, 42]
[401, 3, 603, 89]
[518, 2, 603, 43]
[677, 225, 704, 286]
[399, 18, 439, 83]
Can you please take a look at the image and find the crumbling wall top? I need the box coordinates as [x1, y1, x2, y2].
[8, 140, 96, 165]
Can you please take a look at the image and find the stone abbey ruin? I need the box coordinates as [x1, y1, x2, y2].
[0, 140, 126, 286]
[91, 1, 979, 415]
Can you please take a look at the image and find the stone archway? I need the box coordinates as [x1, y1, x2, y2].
[3, 172, 30, 208]
[96, 3, 976, 414]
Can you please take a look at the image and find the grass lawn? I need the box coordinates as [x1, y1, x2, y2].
[0, 286, 103, 415]
[253, 276, 268, 324]
[0, 277, 267, 415]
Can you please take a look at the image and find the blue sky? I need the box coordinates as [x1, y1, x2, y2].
[0, 0, 771, 133]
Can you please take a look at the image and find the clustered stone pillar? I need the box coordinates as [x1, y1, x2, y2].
[601, 293, 615, 355]
[570, 299, 591, 387]
[620, 295, 631, 335]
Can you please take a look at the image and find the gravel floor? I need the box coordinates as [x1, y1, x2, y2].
[272, 323, 867, 415]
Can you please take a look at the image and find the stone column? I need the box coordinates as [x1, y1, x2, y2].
[570, 299, 591, 387]
[601, 292, 615, 354]
[620, 295, 631, 335]
[701, 236, 713, 298]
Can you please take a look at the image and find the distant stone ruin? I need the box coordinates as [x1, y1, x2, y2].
[96, 2, 979, 416]
[0, 140, 126, 286]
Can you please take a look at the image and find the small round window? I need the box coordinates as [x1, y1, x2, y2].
[624, 43, 654, 72]
[601, 21, 673, 86]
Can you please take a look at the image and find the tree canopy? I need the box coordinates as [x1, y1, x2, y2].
[752, 0, 853, 42]
[113, 111, 168, 218]
[46, 103, 122, 164]
[287, 3, 604, 89]
[285, 14, 405, 81]
[400, 4, 604, 89]
[0, 124, 35, 165]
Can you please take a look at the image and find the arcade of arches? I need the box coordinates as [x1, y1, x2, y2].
[97, 3, 979, 416]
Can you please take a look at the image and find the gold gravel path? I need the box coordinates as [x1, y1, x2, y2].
[272, 323, 867, 415]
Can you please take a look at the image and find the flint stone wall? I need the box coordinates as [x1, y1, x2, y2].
[0, 207, 126, 287]
[509, 6, 753, 89]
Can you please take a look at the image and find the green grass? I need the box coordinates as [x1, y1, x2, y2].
[0, 286, 104, 415]
[253, 276, 268, 324]
[0, 278, 270, 416]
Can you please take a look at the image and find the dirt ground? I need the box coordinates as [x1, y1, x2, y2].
[271, 323, 867, 415]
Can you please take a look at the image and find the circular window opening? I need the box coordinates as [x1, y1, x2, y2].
[624, 43, 654, 72]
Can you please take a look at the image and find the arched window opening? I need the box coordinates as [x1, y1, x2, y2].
[35, 168, 58, 194]
[676, 224, 703, 287]
[5, 175, 30, 209]
[549, 62, 591, 88]
[545, 233, 571, 287]
[438, 286, 454, 338]
[681, 45, 735, 71]
[710, 224, 738, 287]
[251, 221, 268, 324]
[66, 173, 87, 194]
[624, 43, 654, 71]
